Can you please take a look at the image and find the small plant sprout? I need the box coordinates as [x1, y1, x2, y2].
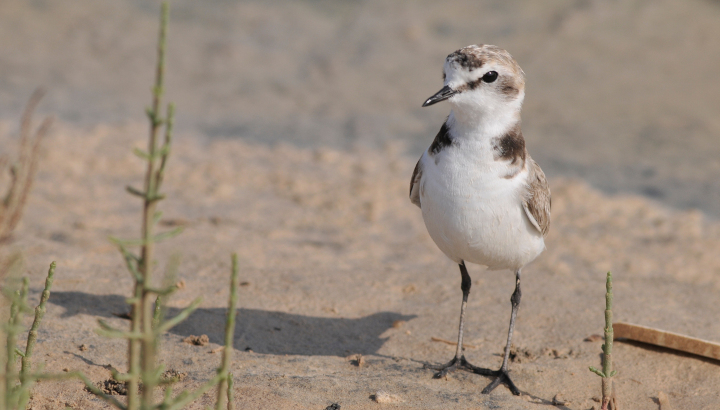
[589, 272, 618, 410]
[95, 2, 192, 408]
[215, 253, 239, 410]
[0, 261, 56, 410]
[74, 3, 240, 409]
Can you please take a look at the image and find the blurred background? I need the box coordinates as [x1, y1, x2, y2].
[2, 0, 720, 216]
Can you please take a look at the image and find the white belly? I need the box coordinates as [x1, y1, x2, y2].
[419, 148, 545, 271]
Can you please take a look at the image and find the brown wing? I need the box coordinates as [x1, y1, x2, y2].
[409, 159, 423, 208]
[522, 157, 551, 236]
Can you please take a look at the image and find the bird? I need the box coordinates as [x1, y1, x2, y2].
[409, 44, 551, 395]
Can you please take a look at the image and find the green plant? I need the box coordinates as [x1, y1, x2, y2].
[75, 3, 239, 409]
[0, 261, 56, 410]
[0, 84, 57, 410]
[589, 272, 618, 410]
[214, 254, 238, 410]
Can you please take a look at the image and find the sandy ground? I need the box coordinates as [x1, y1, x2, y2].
[2, 0, 720, 216]
[0, 122, 718, 409]
[0, 0, 719, 409]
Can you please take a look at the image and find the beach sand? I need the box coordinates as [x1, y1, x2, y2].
[1, 122, 718, 409]
[1, 0, 719, 408]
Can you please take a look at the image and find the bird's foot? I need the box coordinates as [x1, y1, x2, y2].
[424, 355, 487, 379]
[478, 368, 520, 396]
[425, 358, 520, 396]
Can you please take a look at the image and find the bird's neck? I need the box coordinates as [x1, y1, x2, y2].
[447, 98, 522, 140]
[447, 105, 522, 143]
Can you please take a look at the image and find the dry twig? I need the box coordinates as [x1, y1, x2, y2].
[431, 336, 477, 349]
[614, 322, 720, 361]
[0, 90, 52, 244]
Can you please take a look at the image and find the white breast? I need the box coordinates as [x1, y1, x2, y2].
[418, 137, 545, 271]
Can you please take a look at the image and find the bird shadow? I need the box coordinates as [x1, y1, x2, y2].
[49, 291, 415, 357]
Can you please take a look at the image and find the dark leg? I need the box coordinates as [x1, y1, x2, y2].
[455, 260, 472, 359]
[480, 269, 522, 395]
[425, 261, 487, 377]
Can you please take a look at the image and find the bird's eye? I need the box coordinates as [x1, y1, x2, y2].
[482, 71, 498, 83]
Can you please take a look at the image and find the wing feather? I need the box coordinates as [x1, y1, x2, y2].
[409, 159, 423, 208]
[522, 157, 551, 236]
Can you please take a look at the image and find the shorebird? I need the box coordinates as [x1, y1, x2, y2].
[410, 44, 551, 395]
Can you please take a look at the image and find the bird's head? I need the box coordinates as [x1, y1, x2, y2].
[423, 45, 525, 127]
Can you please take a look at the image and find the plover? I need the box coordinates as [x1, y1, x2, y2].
[410, 44, 550, 395]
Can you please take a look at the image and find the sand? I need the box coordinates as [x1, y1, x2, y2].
[0, 121, 717, 409]
[2, 0, 720, 216]
[0, 0, 719, 409]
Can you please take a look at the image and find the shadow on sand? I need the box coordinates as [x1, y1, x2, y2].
[49, 291, 415, 357]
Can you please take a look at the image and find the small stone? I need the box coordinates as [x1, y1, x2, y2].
[79, 344, 89, 351]
[348, 354, 365, 367]
[552, 393, 570, 406]
[91, 379, 128, 396]
[162, 369, 188, 381]
[542, 348, 570, 359]
[658, 391, 673, 410]
[183, 334, 209, 346]
[372, 390, 402, 403]
[392, 320, 405, 328]
[509, 345, 536, 363]
[402, 284, 417, 294]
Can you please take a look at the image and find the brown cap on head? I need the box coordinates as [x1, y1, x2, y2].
[446, 44, 524, 81]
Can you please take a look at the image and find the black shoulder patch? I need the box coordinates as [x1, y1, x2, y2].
[492, 124, 526, 165]
[429, 122, 452, 156]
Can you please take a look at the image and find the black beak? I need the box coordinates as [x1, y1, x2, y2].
[422, 85, 456, 107]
